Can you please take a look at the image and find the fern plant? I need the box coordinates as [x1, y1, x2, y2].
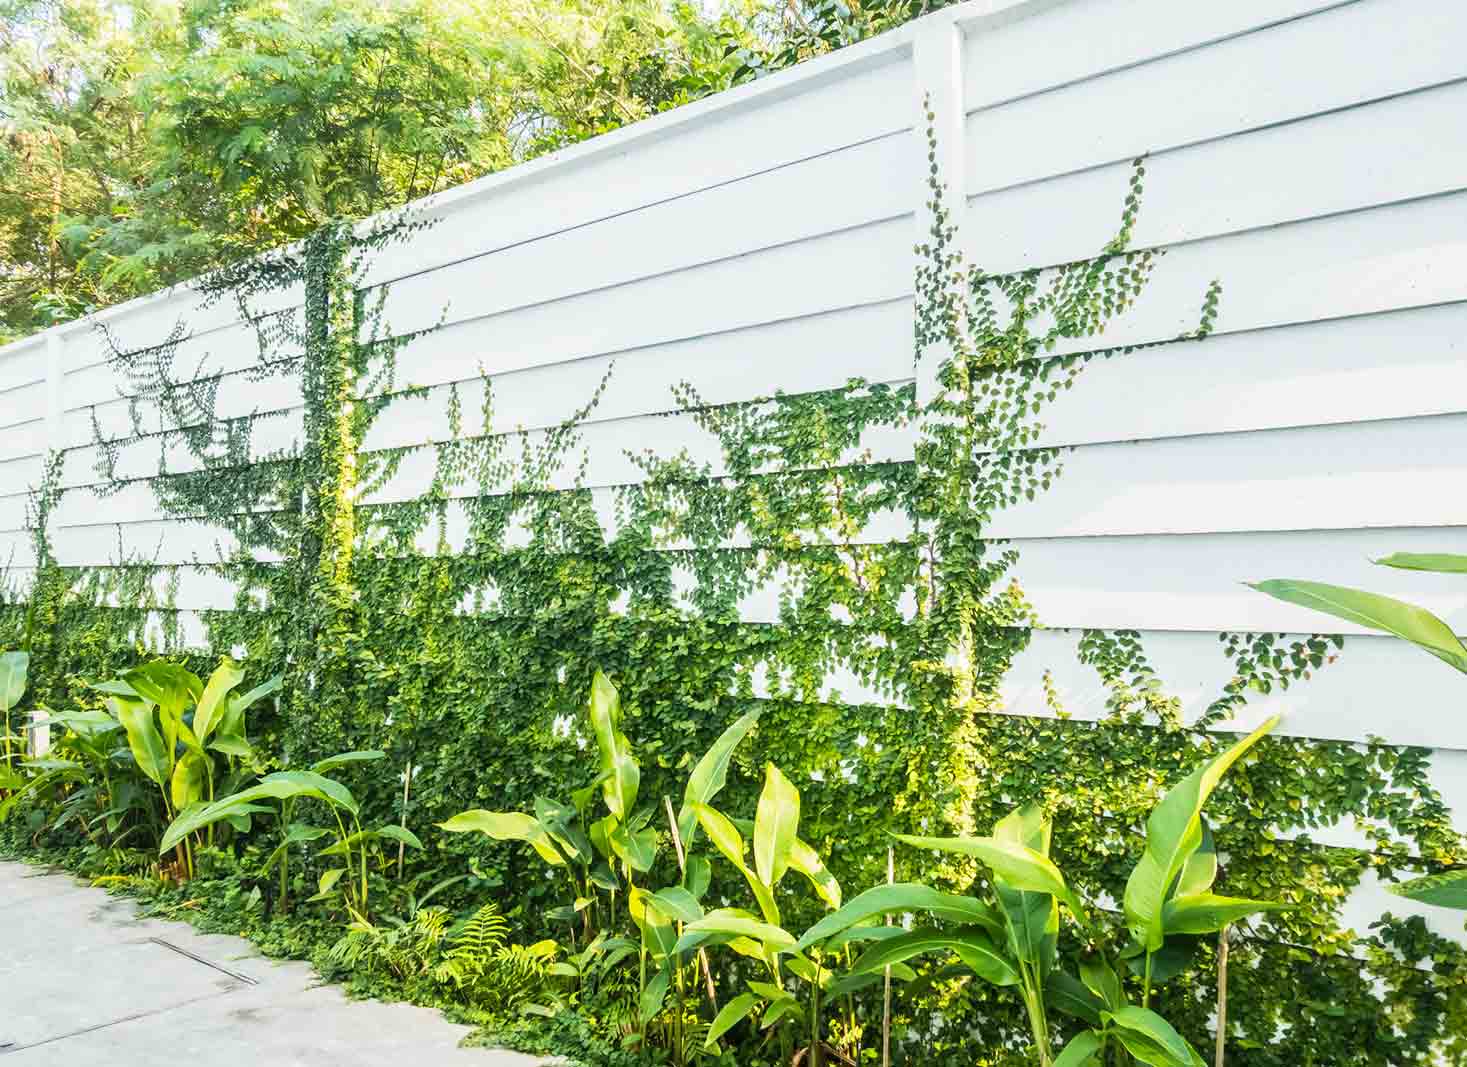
[327, 905, 452, 981]
[436, 902, 557, 1014]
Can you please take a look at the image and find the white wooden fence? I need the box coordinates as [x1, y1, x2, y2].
[2, 0, 1466, 942]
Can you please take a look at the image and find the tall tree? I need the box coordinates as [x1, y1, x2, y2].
[0, 0, 923, 342]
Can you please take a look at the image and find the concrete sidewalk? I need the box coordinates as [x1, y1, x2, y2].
[0, 861, 551, 1066]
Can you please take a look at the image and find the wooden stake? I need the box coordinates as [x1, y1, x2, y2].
[397, 760, 413, 879]
[664, 795, 718, 1008]
[883, 846, 893, 1067]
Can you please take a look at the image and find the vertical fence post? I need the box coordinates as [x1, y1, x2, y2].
[32, 328, 66, 755]
[44, 329, 64, 457]
[911, 11, 966, 410]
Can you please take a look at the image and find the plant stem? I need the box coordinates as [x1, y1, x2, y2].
[1214, 926, 1230, 1067]
[811, 956, 824, 1067]
[1143, 950, 1153, 1010]
[1021, 963, 1052, 1066]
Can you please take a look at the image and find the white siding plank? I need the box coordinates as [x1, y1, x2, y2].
[1033, 304, 1467, 448]
[1004, 527, 1467, 636]
[961, 0, 1345, 111]
[1044, 191, 1467, 354]
[988, 415, 1467, 540]
[966, 0, 1467, 193]
[361, 53, 916, 287]
[1004, 627, 1467, 750]
[965, 78, 1467, 270]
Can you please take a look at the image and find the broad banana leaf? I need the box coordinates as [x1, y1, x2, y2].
[994, 803, 1060, 974]
[647, 886, 704, 924]
[851, 927, 1020, 987]
[639, 961, 672, 1023]
[799, 882, 1002, 949]
[1162, 892, 1293, 935]
[1388, 869, 1467, 909]
[1105, 1005, 1206, 1067]
[218, 674, 283, 745]
[629, 886, 679, 960]
[125, 663, 202, 759]
[1375, 552, 1467, 574]
[192, 658, 245, 745]
[753, 762, 799, 888]
[678, 708, 760, 847]
[684, 909, 796, 952]
[1046, 971, 1107, 1025]
[439, 808, 566, 866]
[322, 825, 422, 855]
[170, 750, 209, 810]
[1078, 956, 1124, 1011]
[609, 817, 658, 872]
[788, 836, 841, 909]
[895, 832, 1087, 924]
[693, 802, 747, 868]
[535, 795, 594, 864]
[0, 651, 28, 712]
[1123, 715, 1279, 951]
[705, 992, 760, 1048]
[588, 670, 639, 818]
[159, 771, 357, 853]
[1054, 1030, 1104, 1067]
[1174, 820, 1217, 897]
[694, 803, 781, 925]
[310, 749, 386, 773]
[1250, 579, 1467, 673]
[110, 696, 169, 786]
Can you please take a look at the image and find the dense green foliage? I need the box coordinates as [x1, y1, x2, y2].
[2, 117, 1465, 1067]
[1, 0, 933, 341]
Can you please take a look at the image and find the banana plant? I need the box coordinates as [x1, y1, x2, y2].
[0, 709, 131, 842]
[623, 708, 762, 1065]
[158, 749, 411, 918]
[440, 670, 659, 943]
[675, 761, 849, 1066]
[1253, 552, 1467, 909]
[97, 658, 281, 875]
[0, 650, 29, 777]
[839, 716, 1285, 1066]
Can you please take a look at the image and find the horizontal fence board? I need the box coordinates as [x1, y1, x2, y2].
[61, 317, 304, 417]
[359, 51, 916, 288]
[46, 488, 918, 567]
[54, 386, 915, 511]
[961, 0, 1343, 111]
[0, 412, 44, 462]
[61, 281, 304, 378]
[1004, 526, 1467, 636]
[1022, 189, 1467, 355]
[374, 210, 914, 349]
[70, 299, 916, 467]
[380, 298, 915, 428]
[1004, 626, 1467, 751]
[987, 414, 1467, 539]
[966, 77, 1467, 271]
[0, 338, 46, 396]
[1031, 304, 1467, 448]
[966, 0, 1466, 193]
[374, 131, 916, 333]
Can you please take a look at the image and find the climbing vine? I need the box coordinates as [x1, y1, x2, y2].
[3, 119, 1463, 1065]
